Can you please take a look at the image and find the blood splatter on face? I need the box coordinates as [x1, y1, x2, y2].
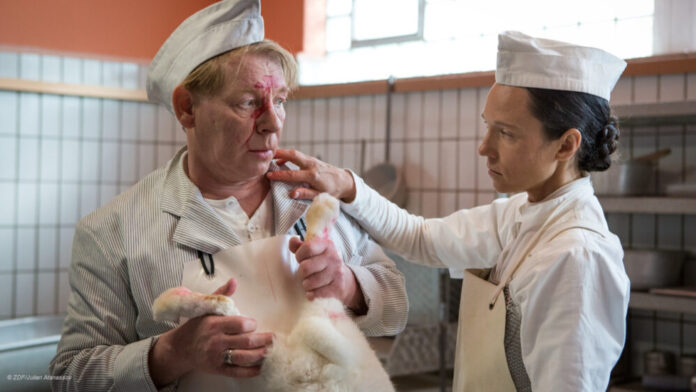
[251, 75, 280, 120]
[254, 75, 278, 91]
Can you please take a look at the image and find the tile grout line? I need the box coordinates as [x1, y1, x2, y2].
[53, 59, 65, 314]
[10, 55, 20, 317]
[32, 54, 44, 315]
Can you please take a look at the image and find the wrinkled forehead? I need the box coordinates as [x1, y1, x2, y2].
[223, 54, 288, 91]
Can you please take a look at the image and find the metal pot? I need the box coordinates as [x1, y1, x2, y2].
[645, 350, 676, 375]
[681, 356, 696, 377]
[684, 259, 696, 286]
[592, 149, 670, 196]
[363, 163, 408, 208]
[624, 249, 686, 290]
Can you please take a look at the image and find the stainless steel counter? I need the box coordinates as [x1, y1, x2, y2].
[0, 315, 65, 392]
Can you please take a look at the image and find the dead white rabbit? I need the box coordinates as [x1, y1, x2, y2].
[152, 193, 394, 392]
[304, 192, 340, 241]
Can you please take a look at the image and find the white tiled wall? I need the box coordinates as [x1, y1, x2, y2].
[0, 50, 184, 319]
[283, 88, 498, 216]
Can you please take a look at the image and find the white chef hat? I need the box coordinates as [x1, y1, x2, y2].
[495, 31, 626, 101]
[146, 0, 264, 113]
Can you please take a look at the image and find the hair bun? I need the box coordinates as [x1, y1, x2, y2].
[587, 116, 619, 172]
[597, 118, 619, 155]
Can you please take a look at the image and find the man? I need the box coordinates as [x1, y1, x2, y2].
[49, 1, 408, 390]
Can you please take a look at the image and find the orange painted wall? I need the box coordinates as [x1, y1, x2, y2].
[263, 0, 304, 56]
[0, 0, 305, 62]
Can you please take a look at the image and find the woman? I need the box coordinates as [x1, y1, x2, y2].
[268, 31, 630, 391]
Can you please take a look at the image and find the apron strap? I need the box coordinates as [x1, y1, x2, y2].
[197, 250, 215, 278]
[293, 217, 307, 241]
[488, 213, 608, 309]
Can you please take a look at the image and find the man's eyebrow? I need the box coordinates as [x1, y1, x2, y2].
[235, 86, 290, 95]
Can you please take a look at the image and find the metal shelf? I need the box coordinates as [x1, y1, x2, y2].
[613, 101, 696, 126]
[598, 197, 696, 214]
[369, 323, 457, 377]
[608, 382, 649, 392]
[629, 291, 696, 315]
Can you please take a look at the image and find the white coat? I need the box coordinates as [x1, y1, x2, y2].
[342, 174, 630, 392]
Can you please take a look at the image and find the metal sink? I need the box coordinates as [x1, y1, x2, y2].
[0, 315, 65, 392]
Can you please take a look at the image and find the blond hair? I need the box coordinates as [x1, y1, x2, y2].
[182, 39, 298, 98]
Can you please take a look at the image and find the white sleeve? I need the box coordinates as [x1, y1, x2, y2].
[341, 171, 508, 276]
[512, 234, 629, 392]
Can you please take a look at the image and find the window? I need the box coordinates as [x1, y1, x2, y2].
[298, 0, 656, 85]
[352, 0, 423, 46]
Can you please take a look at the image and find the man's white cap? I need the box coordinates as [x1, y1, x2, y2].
[146, 0, 264, 113]
[495, 31, 626, 101]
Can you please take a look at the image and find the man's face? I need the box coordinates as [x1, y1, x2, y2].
[186, 54, 288, 184]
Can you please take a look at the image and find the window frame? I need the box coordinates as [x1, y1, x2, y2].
[350, 0, 426, 48]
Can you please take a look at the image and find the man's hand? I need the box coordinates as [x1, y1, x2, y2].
[148, 278, 273, 388]
[266, 149, 357, 203]
[289, 237, 366, 313]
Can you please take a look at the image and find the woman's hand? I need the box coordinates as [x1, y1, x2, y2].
[266, 149, 357, 202]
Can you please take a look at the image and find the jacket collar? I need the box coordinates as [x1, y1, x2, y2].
[268, 161, 311, 236]
[515, 175, 594, 225]
[160, 147, 309, 254]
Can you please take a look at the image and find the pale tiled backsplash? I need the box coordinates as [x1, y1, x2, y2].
[1, 49, 695, 375]
[0, 51, 185, 318]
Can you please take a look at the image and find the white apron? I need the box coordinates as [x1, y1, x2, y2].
[177, 234, 307, 391]
[453, 211, 608, 391]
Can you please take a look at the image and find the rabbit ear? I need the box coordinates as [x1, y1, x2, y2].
[290, 316, 357, 368]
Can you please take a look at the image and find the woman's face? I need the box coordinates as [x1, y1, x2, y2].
[479, 83, 565, 201]
[186, 54, 288, 184]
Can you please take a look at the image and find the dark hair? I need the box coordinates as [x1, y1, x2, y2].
[526, 87, 619, 172]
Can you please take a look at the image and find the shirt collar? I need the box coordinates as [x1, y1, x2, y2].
[515, 175, 594, 224]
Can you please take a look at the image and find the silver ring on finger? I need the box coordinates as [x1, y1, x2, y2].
[223, 348, 234, 366]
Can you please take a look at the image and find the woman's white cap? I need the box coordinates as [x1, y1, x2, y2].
[495, 31, 626, 100]
[146, 0, 264, 113]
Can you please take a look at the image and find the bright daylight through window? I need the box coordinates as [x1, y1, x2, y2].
[298, 0, 655, 85]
